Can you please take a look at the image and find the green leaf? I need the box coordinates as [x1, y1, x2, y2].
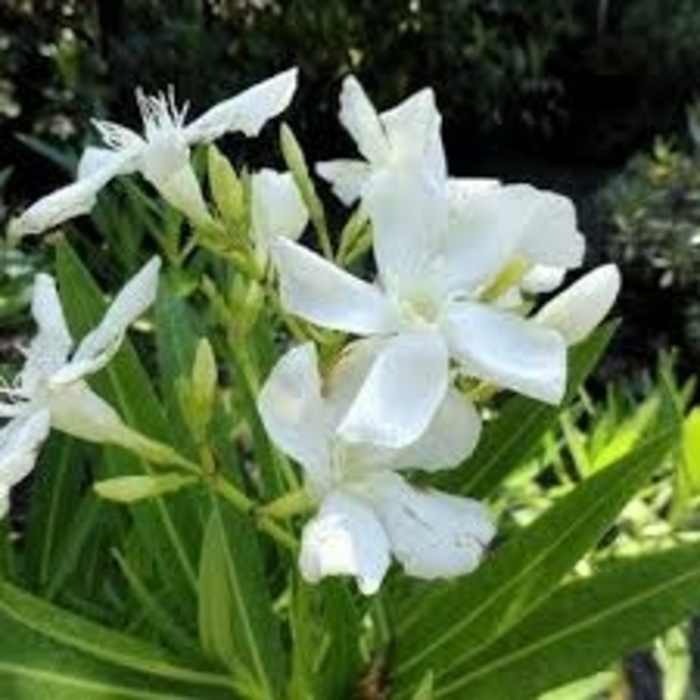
[0, 581, 232, 693]
[198, 496, 285, 699]
[538, 672, 617, 700]
[392, 427, 677, 689]
[591, 393, 661, 472]
[288, 579, 360, 700]
[411, 672, 435, 700]
[438, 323, 616, 499]
[431, 543, 700, 699]
[0, 610, 230, 698]
[111, 550, 204, 661]
[22, 435, 94, 591]
[56, 244, 200, 611]
[679, 407, 700, 498]
[154, 278, 202, 454]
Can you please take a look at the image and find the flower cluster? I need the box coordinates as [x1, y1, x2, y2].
[3, 68, 620, 594]
[261, 76, 620, 592]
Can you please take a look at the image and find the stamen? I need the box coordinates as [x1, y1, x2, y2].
[135, 85, 189, 139]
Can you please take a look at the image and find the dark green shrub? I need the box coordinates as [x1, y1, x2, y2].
[600, 135, 700, 360]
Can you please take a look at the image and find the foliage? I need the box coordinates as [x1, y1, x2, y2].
[600, 136, 700, 361]
[5, 0, 700, 211]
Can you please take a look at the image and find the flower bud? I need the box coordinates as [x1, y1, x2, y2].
[94, 474, 198, 503]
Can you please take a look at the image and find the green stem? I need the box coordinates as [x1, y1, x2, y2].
[214, 478, 298, 551]
[258, 489, 314, 519]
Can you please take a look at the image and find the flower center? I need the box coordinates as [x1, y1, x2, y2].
[331, 443, 376, 484]
[400, 291, 441, 327]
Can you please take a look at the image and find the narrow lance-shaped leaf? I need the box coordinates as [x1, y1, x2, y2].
[0, 581, 233, 692]
[0, 604, 232, 699]
[431, 543, 700, 699]
[198, 496, 286, 699]
[392, 427, 677, 688]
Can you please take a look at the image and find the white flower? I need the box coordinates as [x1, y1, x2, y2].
[9, 68, 298, 237]
[271, 167, 603, 448]
[0, 258, 161, 514]
[316, 76, 501, 210]
[250, 168, 308, 255]
[258, 341, 493, 594]
[316, 75, 447, 205]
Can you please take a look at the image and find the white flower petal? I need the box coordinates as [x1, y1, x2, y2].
[299, 491, 391, 595]
[257, 343, 332, 494]
[9, 177, 106, 239]
[369, 472, 495, 579]
[272, 238, 400, 335]
[441, 184, 543, 293]
[338, 331, 449, 448]
[0, 485, 9, 519]
[315, 159, 372, 205]
[184, 67, 298, 143]
[520, 264, 567, 294]
[381, 88, 447, 181]
[0, 410, 51, 488]
[516, 187, 585, 269]
[55, 257, 161, 384]
[364, 169, 448, 292]
[22, 274, 73, 388]
[17, 274, 71, 399]
[444, 301, 567, 404]
[251, 169, 308, 248]
[49, 381, 129, 444]
[77, 146, 138, 181]
[386, 388, 481, 472]
[338, 76, 390, 165]
[536, 264, 621, 345]
[324, 338, 383, 429]
[9, 146, 138, 239]
[0, 403, 28, 419]
[446, 177, 501, 204]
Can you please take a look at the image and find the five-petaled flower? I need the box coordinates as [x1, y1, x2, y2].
[258, 341, 494, 594]
[9, 68, 298, 237]
[272, 166, 619, 449]
[0, 258, 161, 517]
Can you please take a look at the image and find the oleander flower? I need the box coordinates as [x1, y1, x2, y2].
[258, 341, 493, 594]
[0, 258, 161, 515]
[272, 169, 618, 449]
[316, 75, 500, 209]
[9, 68, 298, 237]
